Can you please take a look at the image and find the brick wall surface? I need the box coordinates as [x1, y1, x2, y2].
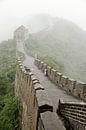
[15, 57, 59, 130]
[57, 99, 86, 130]
[35, 58, 86, 102]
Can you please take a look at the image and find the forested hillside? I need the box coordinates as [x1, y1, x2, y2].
[25, 14, 86, 82]
[0, 40, 20, 130]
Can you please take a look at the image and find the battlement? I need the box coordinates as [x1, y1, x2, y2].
[34, 58, 86, 129]
[15, 26, 86, 130]
[15, 55, 65, 130]
[35, 58, 86, 102]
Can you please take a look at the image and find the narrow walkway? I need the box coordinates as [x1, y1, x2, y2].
[24, 55, 80, 111]
[17, 41, 82, 130]
[24, 55, 82, 130]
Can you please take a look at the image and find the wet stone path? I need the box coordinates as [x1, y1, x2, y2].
[24, 55, 80, 111]
[23, 54, 81, 130]
[17, 41, 82, 130]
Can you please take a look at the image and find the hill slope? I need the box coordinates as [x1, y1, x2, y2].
[25, 15, 86, 82]
[0, 40, 20, 130]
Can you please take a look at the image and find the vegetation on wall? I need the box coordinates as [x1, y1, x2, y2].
[25, 37, 64, 73]
[40, 56, 63, 72]
[0, 39, 21, 130]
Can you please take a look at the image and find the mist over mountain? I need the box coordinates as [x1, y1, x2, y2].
[25, 14, 86, 82]
[26, 14, 53, 33]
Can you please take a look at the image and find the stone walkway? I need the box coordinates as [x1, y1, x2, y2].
[17, 41, 83, 130]
[24, 55, 81, 110]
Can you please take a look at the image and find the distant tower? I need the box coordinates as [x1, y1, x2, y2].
[14, 25, 29, 42]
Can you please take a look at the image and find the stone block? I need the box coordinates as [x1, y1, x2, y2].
[55, 72, 62, 86]
[34, 59, 38, 66]
[36, 90, 53, 113]
[37, 60, 41, 69]
[60, 75, 68, 90]
[36, 59, 40, 68]
[73, 81, 85, 99]
[31, 75, 38, 82]
[47, 66, 51, 77]
[67, 79, 76, 94]
[29, 72, 34, 76]
[42, 63, 47, 72]
[33, 80, 40, 85]
[24, 66, 31, 72]
[39, 61, 44, 69]
[34, 83, 44, 90]
[50, 69, 57, 82]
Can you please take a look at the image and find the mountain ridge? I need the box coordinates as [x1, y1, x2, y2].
[25, 14, 86, 82]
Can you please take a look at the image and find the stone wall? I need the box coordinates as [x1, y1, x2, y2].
[35, 58, 86, 102]
[57, 99, 86, 130]
[16, 56, 65, 130]
[15, 25, 66, 130]
[15, 25, 86, 130]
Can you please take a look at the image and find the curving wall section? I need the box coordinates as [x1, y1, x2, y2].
[15, 25, 86, 130]
[35, 58, 86, 130]
[15, 55, 65, 130]
[35, 58, 86, 102]
[15, 25, 66, 130]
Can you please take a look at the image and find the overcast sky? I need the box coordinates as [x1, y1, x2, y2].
[0, 0, 86, 41]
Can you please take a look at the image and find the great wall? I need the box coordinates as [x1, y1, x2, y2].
[14, 25, 86, 130]
[34, 58, 86, 101]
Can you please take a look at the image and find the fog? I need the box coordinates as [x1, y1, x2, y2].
[0, 0, 86, 42]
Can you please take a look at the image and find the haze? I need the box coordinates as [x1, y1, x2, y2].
[0, 0, 86, 41]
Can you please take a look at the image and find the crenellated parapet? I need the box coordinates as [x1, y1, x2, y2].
[16, 56, 65, 130]
[15, 25, 63, 130]
[35, 58, 86, 102]
[35, 58, 86, 129]
[15, 25, 86, 130]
